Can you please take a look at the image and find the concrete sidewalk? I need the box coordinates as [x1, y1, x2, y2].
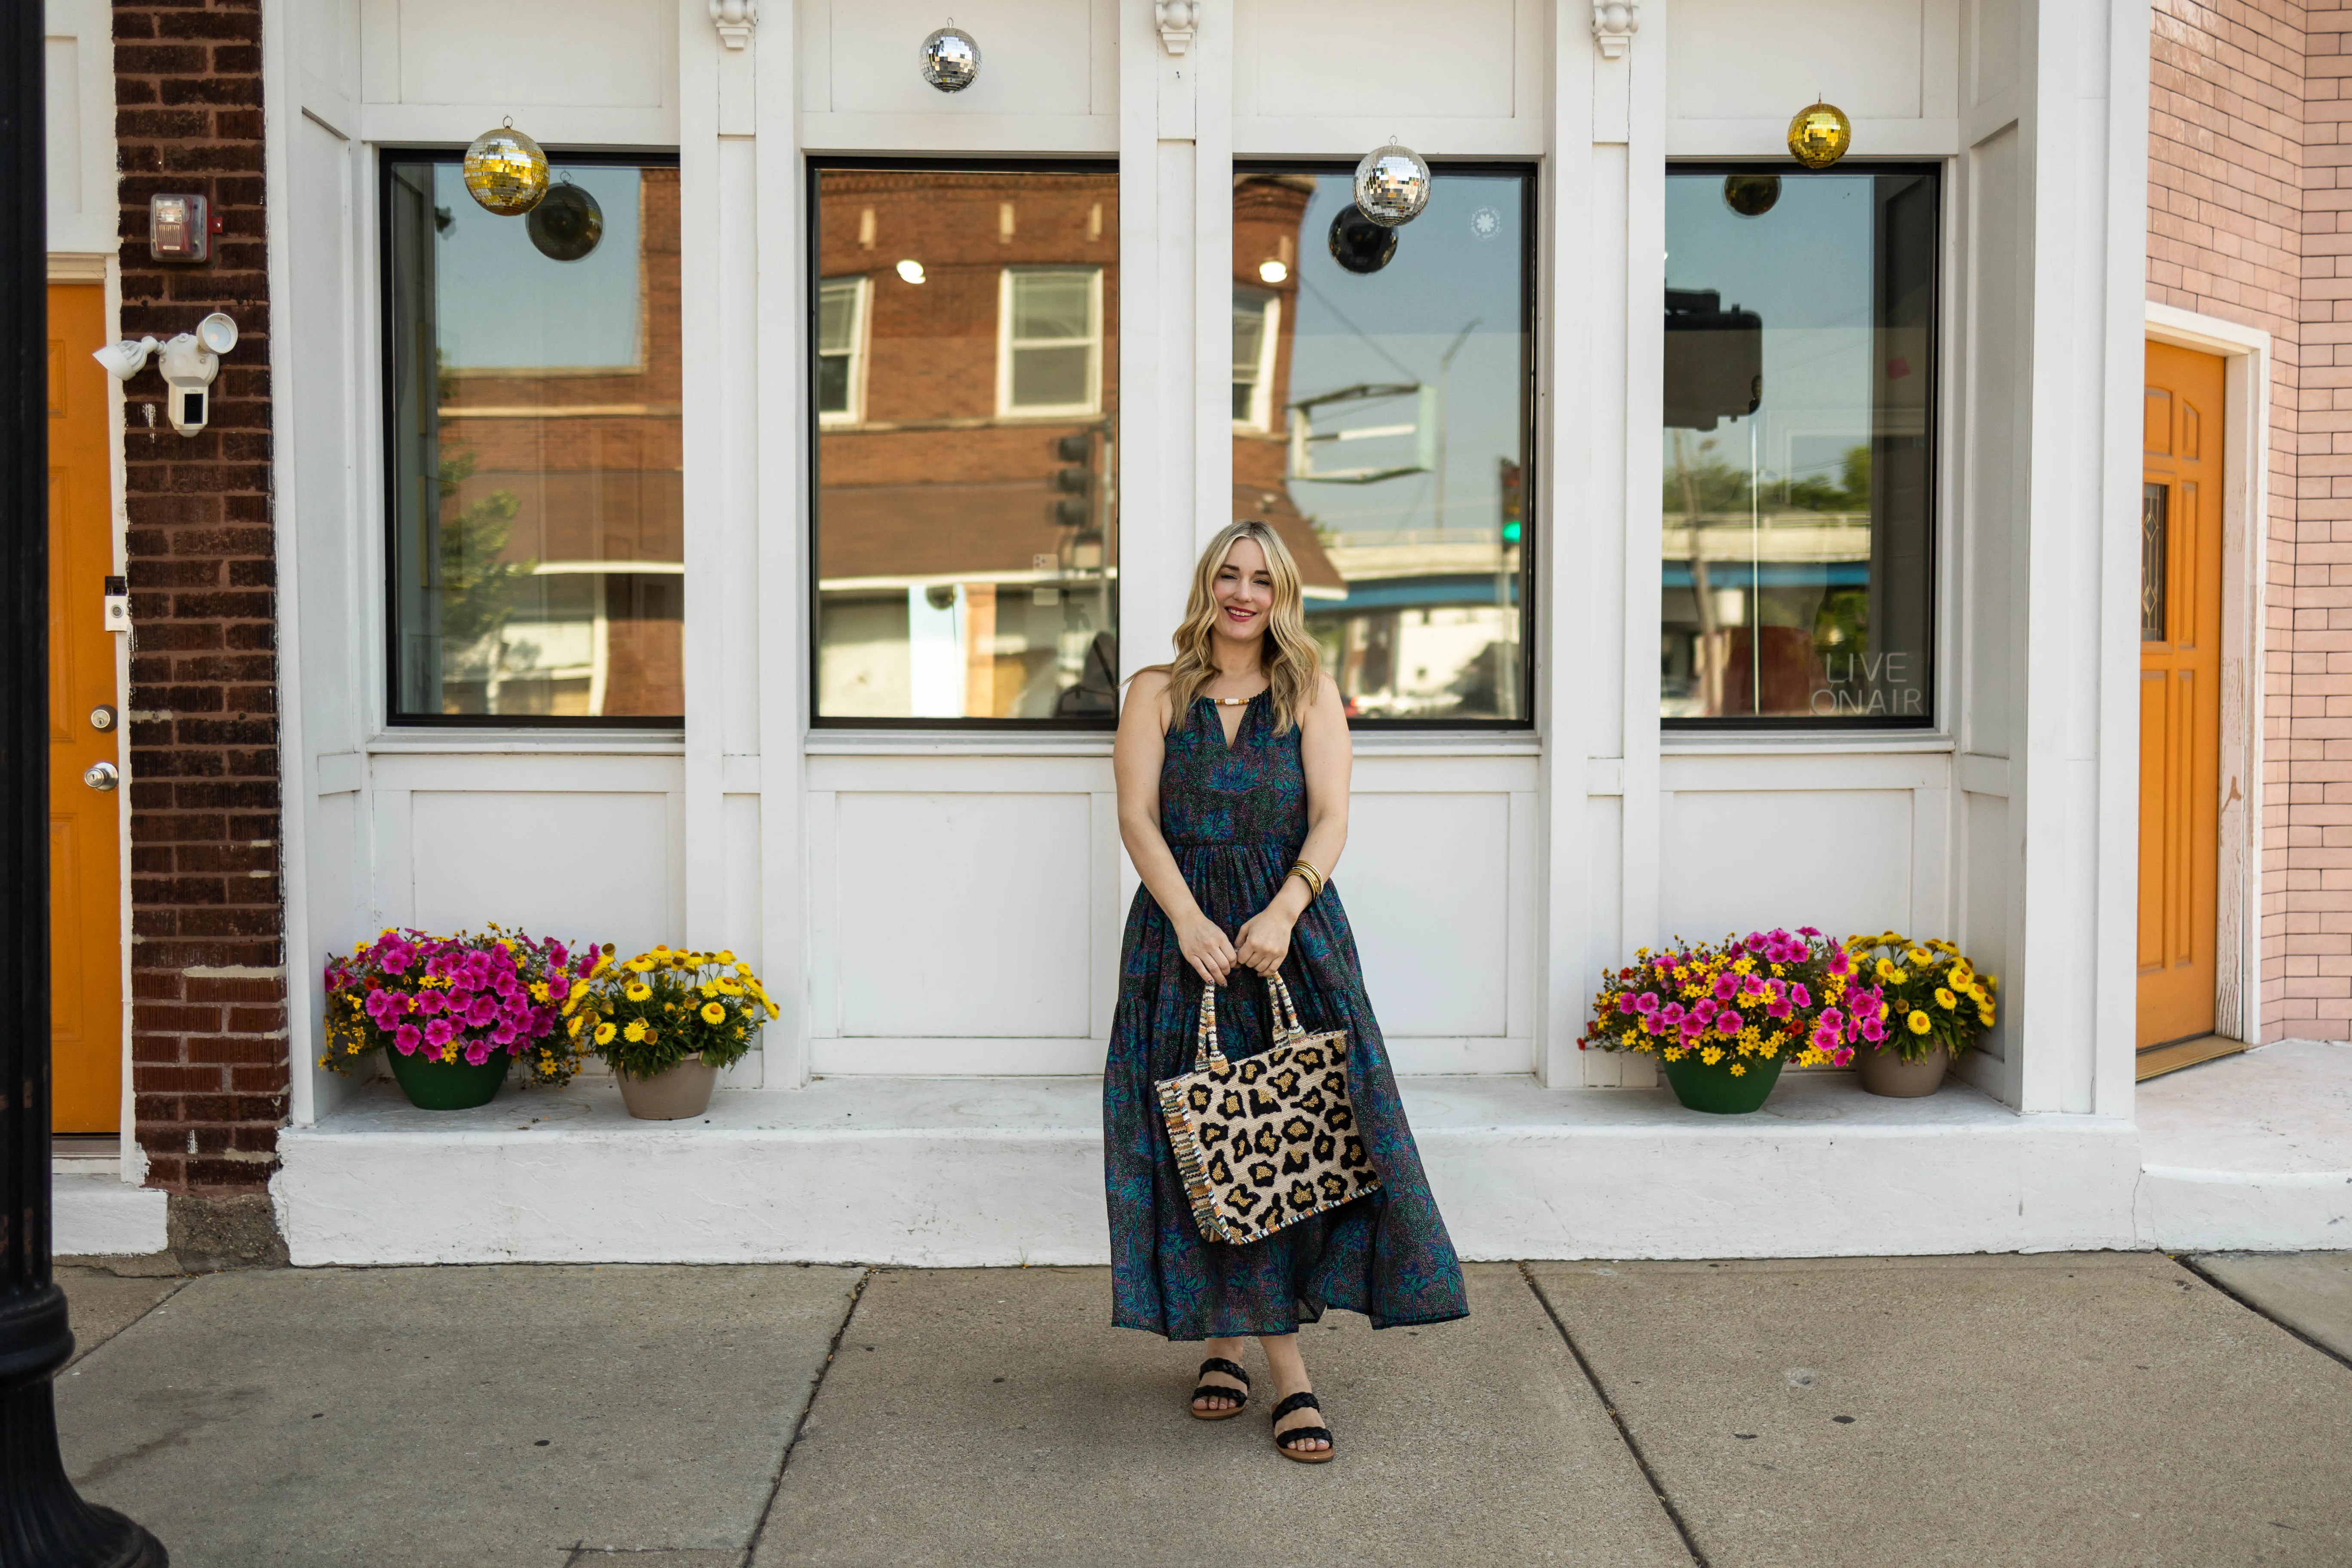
[51, 1252, 2352, 1568]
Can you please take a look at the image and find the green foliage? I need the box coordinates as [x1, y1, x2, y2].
[433, 447, 530, 650]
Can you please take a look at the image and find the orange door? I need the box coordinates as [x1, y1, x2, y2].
[49, 283, 123, 1132]
[2138, 342, 2226, 1050]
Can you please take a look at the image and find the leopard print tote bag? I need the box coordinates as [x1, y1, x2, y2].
[1155, 971, 1383, 1246]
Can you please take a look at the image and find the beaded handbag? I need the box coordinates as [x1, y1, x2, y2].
[1155, 972, 1382, 1246]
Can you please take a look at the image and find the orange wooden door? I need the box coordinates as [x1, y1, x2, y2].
[49, 283, 123, 1132]
[2138, 342, 2226, 1050]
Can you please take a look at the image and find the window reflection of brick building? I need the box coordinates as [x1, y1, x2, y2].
[814, 170, 1122, 720]
[1231, 174, 1349, 600]
[428, 167, 685, 718]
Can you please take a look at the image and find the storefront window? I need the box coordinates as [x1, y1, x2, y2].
[1661, 166, 1938, 725]
[384, 153, 683, 723]
[812, 165, 1119, 723]
[1232, 167, 1533, 724]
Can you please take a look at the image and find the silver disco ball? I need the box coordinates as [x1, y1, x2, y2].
[920, 24, 981, 92]
[1353, 142, 1431, 228]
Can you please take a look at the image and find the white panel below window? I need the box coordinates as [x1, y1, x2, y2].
[1340, 792, 1511, 1039]
[410, 790, 672, 957]
[1662, 788, 1913, 941]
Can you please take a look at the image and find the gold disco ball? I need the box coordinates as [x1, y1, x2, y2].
[463, 122, 549, 216]
[1786, 102, 1852, 170]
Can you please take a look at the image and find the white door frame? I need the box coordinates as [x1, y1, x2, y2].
[2143, 302, 2269, 1046]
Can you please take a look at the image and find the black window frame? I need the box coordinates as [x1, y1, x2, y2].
[377, 145, 687, 731]
[806, 155, 1125, 732]
[1231, 158, 1540, 733]
[1660, 159, 1943, 734]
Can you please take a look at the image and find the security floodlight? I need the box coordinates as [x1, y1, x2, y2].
[92, 337, 159, 381]
[195, 311, 238, 355]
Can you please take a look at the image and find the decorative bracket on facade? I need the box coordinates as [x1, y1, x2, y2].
[1592, 0, 1637, 58]
[708, 0, 757, 51]
[1155, 0, 1199, 57]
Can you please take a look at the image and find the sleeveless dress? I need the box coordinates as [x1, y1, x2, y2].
[1102, 690, 1470, 1339]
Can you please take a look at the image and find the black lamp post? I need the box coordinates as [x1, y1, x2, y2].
[0, 0, 168, 1561]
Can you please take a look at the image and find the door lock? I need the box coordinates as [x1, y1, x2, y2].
[82, 761, 120, 792]
[89, 704, 118, 732]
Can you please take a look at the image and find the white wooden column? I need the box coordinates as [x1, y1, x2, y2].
[679, 0, 729, 949]
[753, 0, 811, 1087]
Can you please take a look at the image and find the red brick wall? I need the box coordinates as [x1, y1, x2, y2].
[113, 0, 288, 1194]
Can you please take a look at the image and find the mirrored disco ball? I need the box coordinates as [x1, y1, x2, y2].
[920, 25, 981, 92]
[463, 124, 549, 216]
[1721, 174, 1781, 218]
[1328, 205, 1400, 275]
[1786, 102, 1852, 169]
[527, 181, 604, 261]
[1352, 143, 1430, 228]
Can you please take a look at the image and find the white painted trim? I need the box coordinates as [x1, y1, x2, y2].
[44, 252, 108, 282]
[2144, 302, 2271, 1049]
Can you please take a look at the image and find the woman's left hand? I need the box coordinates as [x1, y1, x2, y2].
[1234, 906, 1294, 976]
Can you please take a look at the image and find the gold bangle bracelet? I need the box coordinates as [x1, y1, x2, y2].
[1287, 859, 1324, 901]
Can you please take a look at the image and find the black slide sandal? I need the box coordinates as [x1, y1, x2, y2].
[1188, 1357, 1250, 1419]
[1271, 1390, 1334, 1462]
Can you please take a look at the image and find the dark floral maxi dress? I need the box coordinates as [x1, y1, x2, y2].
[1104, 691, 1469, 1339]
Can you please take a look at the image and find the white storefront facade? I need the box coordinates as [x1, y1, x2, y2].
[224, 0, 2335, 1266]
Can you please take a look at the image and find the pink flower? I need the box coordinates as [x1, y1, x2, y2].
[1798, 926, 1821, 938]
[1694, 998, 1720, 1022]
[466, 995, 499, 1028]
[1767, 997, 1793, 1021]
[393, 1024, 422, 1054]
[1641, 1013, 1663, 1035]
[1718, 1010, 1745, 1035]
[1660, 1002, 1686, 1026]
[1711, 974, 1737, 1001]
[1617, 993, 1639, 1016]
[462, 1040, 493, 1066]
[1678, 1017, 1704, 1041]
[424, 1017, 456, 1048]
[1858, 1016, 1886, 1043]
[1828, 949, 1853, 977]
[1790, 984, 1813, 1009]
[1634, 993, 1659, 1016]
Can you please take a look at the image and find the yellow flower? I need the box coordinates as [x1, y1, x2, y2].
[717, 979, 743, 997]
[1700, 1046, 1724, 1066]
[1907, 1010, 1932, 1035]
[529, 981, 550, 1003]
[625, 958, 653, 975]
[594, 1022, 617, 1045]
[1890, 968, 1909, 985]
[1977, 1006, 1995, 1026]
[1936, 987, 1957, 1010]
[1951, 962, 1974, 986]
[625, 981, 652, 1002]
[567, 1014, 585, 1038]
[1906, 947, 1932, 967]
[764, 1001, 779, 1019]
[699, 982, 719, 999]
[1728, 1062, 1746, 1076]
[701, 1001, 727, 1025]
[1663, 1047, 1685, 1061]
[652, 944, 671, 957]
[623, 1020, 647, 1043]
[569, 979, 590, 1001]
[719, 949, 737, 964]
[1875, 958, 1896, 981]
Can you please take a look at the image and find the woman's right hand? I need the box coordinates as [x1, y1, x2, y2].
[1176, 913, 1237, 987]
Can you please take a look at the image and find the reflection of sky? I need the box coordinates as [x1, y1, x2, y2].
[436, 165, 644, 370]
[1664, 174, 1873, 485]
[1277, 172, 1528, 538]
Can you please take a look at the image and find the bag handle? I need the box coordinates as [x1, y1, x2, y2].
[1192, 970, 1308, 1072]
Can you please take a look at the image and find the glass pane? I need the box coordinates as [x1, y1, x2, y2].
[1231, 168, 1532, 722]
[813, 168, 1119, 721]
[1010, 270, 1093, 340]
[388, 160, 684, 721]
[1011, 343, 1091, 410]
[2142, 481, 2168, 641]
[818, 278, 861, 353]
[1662, 169, 1936, 723]
[815, 352, 852, 416]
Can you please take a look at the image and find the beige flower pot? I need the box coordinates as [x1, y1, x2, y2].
[614, 1055, 719, 1120]
[1856, 1043, 1948, 1098]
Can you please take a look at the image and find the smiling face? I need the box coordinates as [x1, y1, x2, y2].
[1210, 537, 1277, 651]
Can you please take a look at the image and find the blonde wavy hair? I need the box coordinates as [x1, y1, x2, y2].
[1161, 519, 1324, 735]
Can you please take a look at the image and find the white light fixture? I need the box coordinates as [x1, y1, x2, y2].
[92, 311, 239, 436]
[93, 337, 160, 381]
[1258, 259, 1288, 284]
[896, 259, 928, 284]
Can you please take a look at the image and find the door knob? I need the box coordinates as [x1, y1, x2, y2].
[83, 761, 119, 792]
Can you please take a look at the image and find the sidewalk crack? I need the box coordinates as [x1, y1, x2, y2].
[1518, 1262, 1710, 1568]
[744, 1265, 873, 1564]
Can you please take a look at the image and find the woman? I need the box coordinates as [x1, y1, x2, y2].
[1104, 519, 1469, 1464]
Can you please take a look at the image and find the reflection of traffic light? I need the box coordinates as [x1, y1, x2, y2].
[1664, 288, 1762, 431]
[1054, 432, 1091, 527]
[1498, 458, 1523, 545]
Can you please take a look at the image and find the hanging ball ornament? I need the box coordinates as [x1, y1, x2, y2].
[1786, 101, 1852, 170]
[920, 22, 982, 92]
[528, 179, 605, 261]
[463, 119, 550, 216]
[1353, 141, 1432, 228]
[1328, 204, 1400, 275]
[1721, 173, 1782, 218]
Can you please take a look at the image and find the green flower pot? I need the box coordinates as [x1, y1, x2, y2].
[383, 1044, 511, 1110]
[1658, 1049, 1786, 1115]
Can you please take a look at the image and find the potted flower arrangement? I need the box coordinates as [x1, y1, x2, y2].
[321, 926, 595, 1109]
[1841, 933, 1997, 1096]
[1580, 928, 1886, 1114]
[568, 945, 778, 1120]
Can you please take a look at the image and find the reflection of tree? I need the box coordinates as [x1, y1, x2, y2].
[1661, 439, 1870, 515]
[434, 447, 532, 653]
